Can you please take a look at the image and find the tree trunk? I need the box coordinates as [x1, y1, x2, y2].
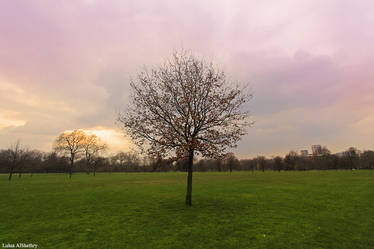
[8, 168, 13, 181]
[93, 168, 96, 176]
[69, 163, 73, 179]
[86, 161, 91, 175]
[69, 155, 74, 179]
[185, 150, 194, 206]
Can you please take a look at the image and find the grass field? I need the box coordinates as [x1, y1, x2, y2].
[1, 171, 373, 249]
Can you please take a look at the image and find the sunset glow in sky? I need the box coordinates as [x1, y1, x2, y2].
[1, 0, 374, 157]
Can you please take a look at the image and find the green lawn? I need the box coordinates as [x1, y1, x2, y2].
[0, 171, 373, 249]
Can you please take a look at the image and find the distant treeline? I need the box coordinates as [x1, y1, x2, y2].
[1, 147, 374, 176]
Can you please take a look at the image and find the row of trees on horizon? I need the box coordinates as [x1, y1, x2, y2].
[1, 140, 373, 179]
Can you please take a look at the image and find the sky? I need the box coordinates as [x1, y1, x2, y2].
[0, 0, 374, 158]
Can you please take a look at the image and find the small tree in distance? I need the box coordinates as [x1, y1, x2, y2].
[274, 156, 283, 172]
[285, 150, 298, 170]
[6, 140, 28, 180]
[224, 152, 240, 174]
[54, 130, 86, 178]
[118, 51, 253, 206]
[82, 134, 107, 176]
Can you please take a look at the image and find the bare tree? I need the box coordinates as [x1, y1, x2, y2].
[321, 146, 331, 156]
[82, 134, 107, 176]
[6, 141, 27, 180]
[256, 156, 266, 172]
[118, 51, 252, 206]
[285, 150, 298, 170]
[54, 130, 86, 178]
[114, 152, 128, 169]
[273, 156, 283, 172]
[26, 150, 43, 176]
[345, 147, 358, 170]
[224, 152, 240, 174]
[17, 148, 30, 178]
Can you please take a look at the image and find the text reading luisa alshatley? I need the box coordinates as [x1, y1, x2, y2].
[2, 243, 38, 248]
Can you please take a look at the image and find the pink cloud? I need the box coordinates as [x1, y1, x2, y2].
[1, 0, 374, 156]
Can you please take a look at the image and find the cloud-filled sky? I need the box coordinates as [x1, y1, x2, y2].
[1, 0, 374, 158]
